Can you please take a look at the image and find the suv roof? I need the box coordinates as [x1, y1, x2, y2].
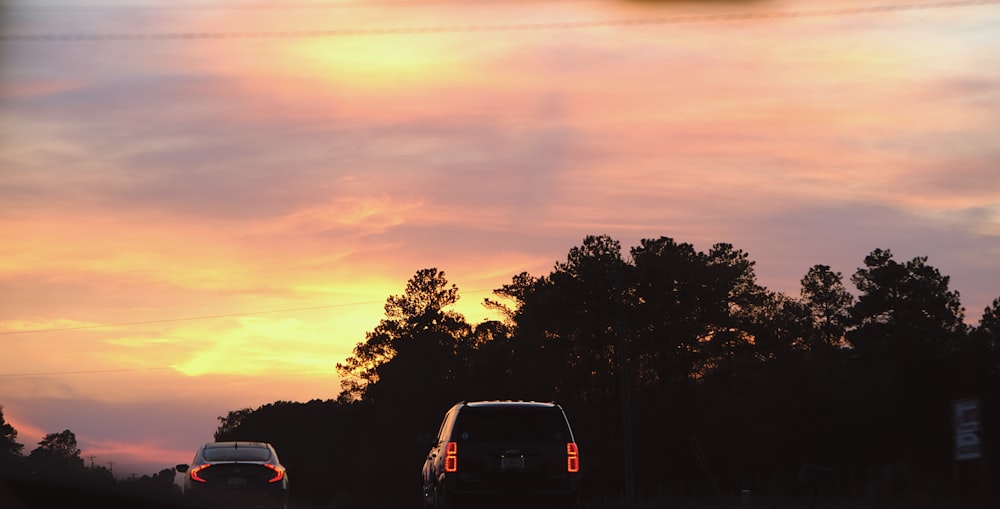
[454, 402, 571, 440]
[461, 400, 558, 408]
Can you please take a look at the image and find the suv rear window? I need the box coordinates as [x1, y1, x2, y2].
[453, 406, 569, 442]
[203, 446, 271, 462]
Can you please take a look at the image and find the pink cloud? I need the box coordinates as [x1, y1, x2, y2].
[80, 436, 194, 476]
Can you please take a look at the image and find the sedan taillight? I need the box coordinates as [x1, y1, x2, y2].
[444, 442, 458, 473]
[567, 443, 580, 473]
[265, 464, 285, 483]
[190, 464, 209, 483]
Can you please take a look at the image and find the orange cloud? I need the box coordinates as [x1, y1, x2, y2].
[259, 194, 423, 235]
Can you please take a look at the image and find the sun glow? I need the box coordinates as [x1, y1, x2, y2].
[283, 36, 468, 88]
[168, 316, 352, 378]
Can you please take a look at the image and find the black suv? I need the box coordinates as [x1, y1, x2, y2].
[421, 401, 582, 509]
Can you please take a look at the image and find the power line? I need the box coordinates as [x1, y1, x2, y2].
[5, 0, 587, 12]
[0, 367, 174, 377]
[4, 0, 999, 41]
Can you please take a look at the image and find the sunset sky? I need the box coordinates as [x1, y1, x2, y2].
[2, 0, 999, 477]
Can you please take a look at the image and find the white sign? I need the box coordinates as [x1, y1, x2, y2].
[953, 398, 982, 461]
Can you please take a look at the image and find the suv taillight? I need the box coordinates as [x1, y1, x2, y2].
[445, 441, 458, 473]
[567, 443, 580, 473]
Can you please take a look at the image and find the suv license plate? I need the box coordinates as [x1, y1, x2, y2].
[228, 477, 247, 487]
[500, 456, 525, 470]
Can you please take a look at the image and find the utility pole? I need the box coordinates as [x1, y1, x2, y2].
[614, 262, 635, 509]
[107, 460, 115, 476]
[87, 455, 96, 469]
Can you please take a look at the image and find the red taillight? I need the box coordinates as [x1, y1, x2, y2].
[190, 464, 209, 483]
[444, 441, 458, 473]
[265, 464, 285, 483]
[567, 443, 580, 473]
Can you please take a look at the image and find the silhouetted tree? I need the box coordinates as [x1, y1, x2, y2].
[800, 264, 855, 351]
[0, 404, 24, 459]
[771, 263, 858, 463]
[483, 271, 537, 327]
[487, 272, 563, 401]
[952, 298, 1000, 390]
[0, 404, 25, 481]
[974, 297, 1000, 362]
[629, 237, 713, 391]
[214, 407, 254, 441]
[548, 234, 626, 404]
[850, 249, 965, 342]
[29, 430, 82, 465]
[847, 249, 967, 480]
[972, 297, 1000, 476]
[505, 235, 626, 405]
[697, 243, 771, 378]
[627, 237, 779, 493]
[26, 429, 85, 482]
[688, 243, 776, 492]
[336, 267, 471, 405]
[460, 319, 518, 397]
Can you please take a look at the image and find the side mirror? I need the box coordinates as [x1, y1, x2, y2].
[175, 464, 189, 473]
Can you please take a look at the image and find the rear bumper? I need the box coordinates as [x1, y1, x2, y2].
[183, 486, 288, 509]
[442, 475, 580, 508]
[448, 491, 579, 509]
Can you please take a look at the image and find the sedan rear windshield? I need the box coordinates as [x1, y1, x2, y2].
[203, 446, 272, 462]
[455, 406, 570, 442]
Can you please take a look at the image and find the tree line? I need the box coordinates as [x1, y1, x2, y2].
[3, 234, 997, 508]
[0, 416, 180, 507]
[213, 235, 998, 507]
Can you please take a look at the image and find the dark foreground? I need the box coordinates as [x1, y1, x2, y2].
[2, 478, 995, 509]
